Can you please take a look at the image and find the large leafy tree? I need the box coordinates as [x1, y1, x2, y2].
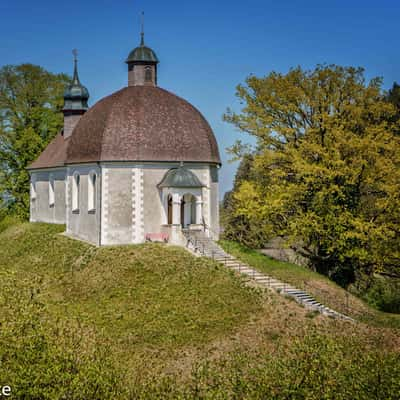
[0, 64, 69, 218]
[387, 82, 400, 110]
[224, 65, 400, 286]
[386, 82, 400, 135]
[222, 154, 271, 247]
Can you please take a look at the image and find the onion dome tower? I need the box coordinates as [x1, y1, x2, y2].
[125, 13, 159, 86]
[63, 50, 90, 138]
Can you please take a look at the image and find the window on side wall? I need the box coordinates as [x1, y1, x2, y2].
[49, 174, 55, 207]
[88, 171, 96, 213]
[72, 172, 80, 212]
[31, 177, 37, 201]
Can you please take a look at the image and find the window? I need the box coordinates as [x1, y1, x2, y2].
[49, 174, 55, 207]
[72, 172, 80, 212]
[88, 171, 97, 212]
[167, 194, 173, 224]
[30, 177, 37, 201]
[145, 66, 152, 82]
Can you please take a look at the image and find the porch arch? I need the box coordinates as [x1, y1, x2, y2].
[158, 164, 205, 228]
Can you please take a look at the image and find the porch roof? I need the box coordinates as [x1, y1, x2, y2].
[158, 166, 205, 188]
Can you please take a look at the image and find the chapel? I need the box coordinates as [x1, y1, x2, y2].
[28, 29, 221, 246]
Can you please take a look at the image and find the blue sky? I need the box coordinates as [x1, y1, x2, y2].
[1, 0, 400, 196]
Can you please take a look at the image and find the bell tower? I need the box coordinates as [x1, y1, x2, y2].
[125, 13, 159, 87]
[62, 50, 89, 138]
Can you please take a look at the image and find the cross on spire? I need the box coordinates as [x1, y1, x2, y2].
[140, 11, 145, 46]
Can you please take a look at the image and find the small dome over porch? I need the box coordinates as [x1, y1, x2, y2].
[158, 165, 205, 188]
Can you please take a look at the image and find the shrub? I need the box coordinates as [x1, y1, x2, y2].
[363, 277, 400, 314]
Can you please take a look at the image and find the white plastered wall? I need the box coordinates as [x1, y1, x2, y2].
[29, 168, 66, 224]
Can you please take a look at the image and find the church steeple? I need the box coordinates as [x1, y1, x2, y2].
[71, 51, 82, 86]
[63, 50, 89, 112]
[126, 13, 159, 87]
[63, 50, 90, 138]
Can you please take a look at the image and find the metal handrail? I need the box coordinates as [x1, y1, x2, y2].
[201, 217, 220, 239]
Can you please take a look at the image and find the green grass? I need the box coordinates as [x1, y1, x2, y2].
[219, 240, 400, 329]
[0, 223, 261, 355]
[1, 222, 399, 398]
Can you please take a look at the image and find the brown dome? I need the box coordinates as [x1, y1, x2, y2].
[66, 86, 220, 164]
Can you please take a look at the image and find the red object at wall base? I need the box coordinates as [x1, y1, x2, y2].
[145, 233, 169, 243]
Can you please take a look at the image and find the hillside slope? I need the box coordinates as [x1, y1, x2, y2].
[220, 240, 400, 328]
[0, 222, 399, 399]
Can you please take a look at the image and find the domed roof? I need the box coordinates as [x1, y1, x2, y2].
[126, 45, 159, 64]
[158, 165, 205, 188]
[126, 33, 159, 64]
[66, 86, 221, 164]
[64, 82, 89, 101]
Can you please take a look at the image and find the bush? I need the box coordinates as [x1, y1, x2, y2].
[363, 277, 400, 314]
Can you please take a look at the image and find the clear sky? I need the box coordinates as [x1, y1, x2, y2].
[1, 0, 400, 197]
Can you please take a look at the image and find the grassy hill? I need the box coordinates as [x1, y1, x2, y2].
[220, 240, 400, 329]
[0, 221, 399, 399]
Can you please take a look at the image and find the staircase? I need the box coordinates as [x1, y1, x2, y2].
[183, 230, 353, 321]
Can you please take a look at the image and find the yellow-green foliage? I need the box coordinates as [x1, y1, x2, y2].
[224, 65, 400, 285]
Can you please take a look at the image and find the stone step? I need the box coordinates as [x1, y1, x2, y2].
[242, 271, 265, 278]
[207, 254, 231, 259]
[286, 290, 308, 296]
[307, 301, 322, 306]
[293, 293, 313, 299]
[186, 236, 354, 322]
[258, 279, 285, 286]
[232, 267, 254, 273]
[216, 258, 237, 263]
[229, 264, 251, 269]
[255, 279, 280, 285]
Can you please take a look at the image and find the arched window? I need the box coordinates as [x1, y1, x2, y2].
[30, 176, 37, 201]
[145, 66, 152, 82]
[88, 171, 97, 212]
[72, 172, 80, 212]
[49, 174, 55, 207]
[167, 194, 173, 225]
